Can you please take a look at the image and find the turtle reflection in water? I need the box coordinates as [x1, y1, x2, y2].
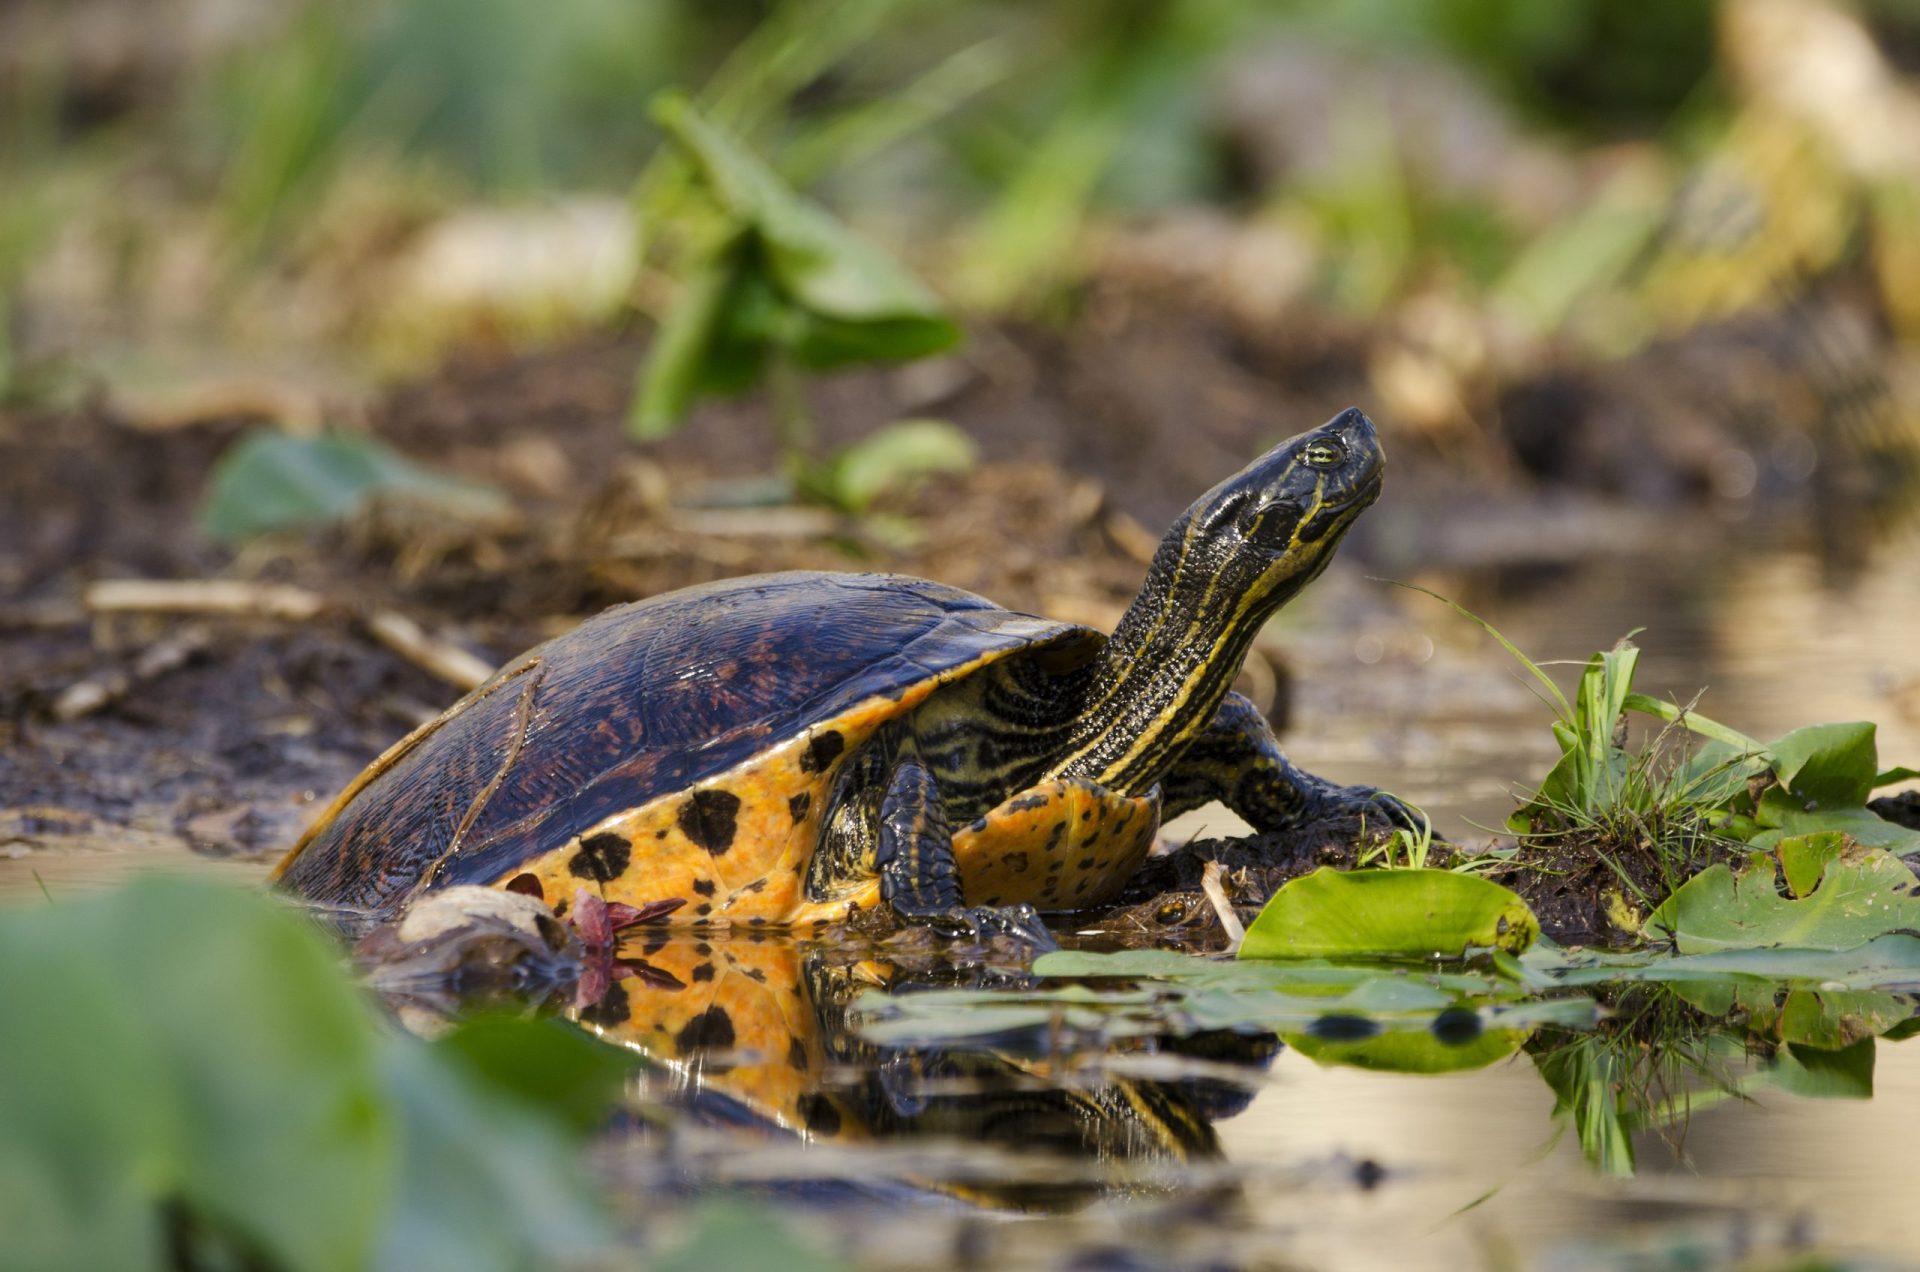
[274, 408, 1411, 945]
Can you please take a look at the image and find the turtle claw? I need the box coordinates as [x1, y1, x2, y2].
[1325, 784, 1431, 838]
[928, 903, 1059, 954]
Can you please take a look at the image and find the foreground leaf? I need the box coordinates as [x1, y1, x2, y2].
[0, 878, 615, 1272]
[1241, 867, 1540, 960]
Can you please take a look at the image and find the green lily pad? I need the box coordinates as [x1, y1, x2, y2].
[1646, 849, 1920, 954]
[1241, 867, 1540, 960]
[1776, 831, 1848, 899]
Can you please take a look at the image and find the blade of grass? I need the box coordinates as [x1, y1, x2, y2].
[1381, 580, 1572, 719]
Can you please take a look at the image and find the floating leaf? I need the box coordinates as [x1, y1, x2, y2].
[200, 430, 505, 544]
[1534, 933, 1920, 992]
[1241, 867, 1540, 960]
[1646, 849, 1920, 953]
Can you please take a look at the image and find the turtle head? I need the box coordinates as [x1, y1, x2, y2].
[1052, 408, 1384, 793]
[1171, 406, 1383, 610]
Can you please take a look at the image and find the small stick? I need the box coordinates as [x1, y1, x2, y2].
[83, 579, 495, 693]
[86, 579, 326, 621]
[361, 610, 496, 692]
[52, 624, 215, 720]
[1200, 859, 1246, 955]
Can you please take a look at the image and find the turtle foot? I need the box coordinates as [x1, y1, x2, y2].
[929, 903, 1059, 955]
[1322, 783, 1432, 838]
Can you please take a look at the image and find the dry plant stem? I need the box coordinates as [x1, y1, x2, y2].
[1201, 858, 1245, 955]
[87, 579, 326, 622]
[52, 624, 215, 721]
[83, 579, 496, 692]
[360, 610, 496, 693]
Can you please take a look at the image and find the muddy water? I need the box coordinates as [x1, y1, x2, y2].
[5, 526, 1919, 1269]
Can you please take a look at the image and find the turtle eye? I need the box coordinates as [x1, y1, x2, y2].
[1303, 438, 1346, 468]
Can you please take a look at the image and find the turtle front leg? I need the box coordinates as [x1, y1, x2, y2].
[875, 757, 1057, 951]
[1164, 693, 1420, 832]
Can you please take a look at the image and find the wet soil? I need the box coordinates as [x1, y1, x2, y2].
[2, 288, 1913, 921]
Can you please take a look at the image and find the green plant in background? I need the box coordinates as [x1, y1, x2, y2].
[632, 92, 975, 510]
[198, 429, 509, 544]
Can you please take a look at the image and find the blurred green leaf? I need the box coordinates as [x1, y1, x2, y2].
[435, 1015, 639, 1138]
[0, 877, 616, 1272]
[200, 430, 507, 545]
[654, 1200, 840, 1272]
[635, 93, 959, 437]
[807, 418, 978, 513]
[373, 1040, 613, 1272]
[1242, 867, 1540, 960]
[0, 877, 392, 1272]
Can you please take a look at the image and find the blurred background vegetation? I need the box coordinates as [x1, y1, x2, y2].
[4, 0, 1920, 520]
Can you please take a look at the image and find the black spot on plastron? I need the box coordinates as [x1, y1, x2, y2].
[694, 941, 712, 956]
[1044, 823, 1066, 853]
[744, 878, 767, 893]
[674, 1006, 736, 1054]
[798, 1093, 842, 1137]
[1008, 793, 1051, 813]
[552, 899, 569, 919]
[643, 933, 670, 955]
[1080, 810, 1092, 822]
[691, 963, 715, 982]
[800, 731, 845, 774]
[694, 902, 711, 916]
[655, 828, 669, 839]
[788, 1036, 809, 1070]
[579, 980, 630, 1028]
[1073, 879, 1089, 895]
[692, 878, 716, 896]
[505, 873, 544, 900]
[1002, 851, 1030, 874]
[749, 917, 768, 927]
[745, 967, 767, 983]
[969, 816, 989, 834]
[789, 791, 812, 823]
[568, 832, 632, 881]
[678, 789, 741, 855]
[1076, 856, 1095, 871]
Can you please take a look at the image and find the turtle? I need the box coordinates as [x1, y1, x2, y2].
[274, 407, 1408, 943]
